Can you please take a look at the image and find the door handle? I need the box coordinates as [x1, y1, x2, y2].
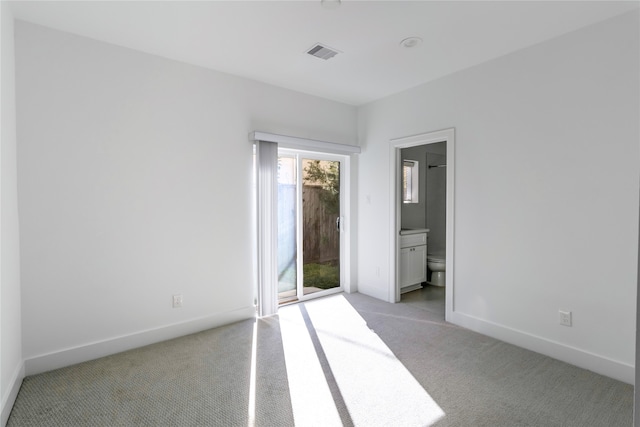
[336, 217, 341, 232]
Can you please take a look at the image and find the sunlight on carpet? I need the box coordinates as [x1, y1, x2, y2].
[278, 294, 445, 427]
[247, 321, 258, 427]
[279, 302, 343, 426]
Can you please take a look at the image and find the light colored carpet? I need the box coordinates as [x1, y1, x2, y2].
[349, 290, 633, 426]
[7, 289, 633, 426]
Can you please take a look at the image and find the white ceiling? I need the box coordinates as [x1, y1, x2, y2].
[9, 1, 639, 106]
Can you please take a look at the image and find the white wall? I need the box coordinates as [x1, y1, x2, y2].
[357, 10, 639, 383]
[1, 3, 24, 425]
[15, 22, 357, 374]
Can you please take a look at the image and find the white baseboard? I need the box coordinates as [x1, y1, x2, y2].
[1, 361, 25, 427]
[448, 311, 634, 384]
[25, 305, 256, 376]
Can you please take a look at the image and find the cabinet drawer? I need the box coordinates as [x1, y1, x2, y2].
[400, 233, 427, 248]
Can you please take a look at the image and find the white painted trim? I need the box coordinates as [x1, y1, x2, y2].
[449, 311, 634, 384]
[1, 362, 24, 427]
[341, 155, 354, 294]
[389, 145, 402, 303]
[389, 129, 455, 323]
[250, 131, 360, 155]
[24, 305, 256, 376]
[283, 287, 345, 307]
[277, 149, 353, 302]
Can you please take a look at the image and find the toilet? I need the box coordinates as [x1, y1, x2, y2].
[427, 251, 446, 287]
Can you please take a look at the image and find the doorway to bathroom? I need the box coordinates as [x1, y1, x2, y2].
[389, 128, 455, 321]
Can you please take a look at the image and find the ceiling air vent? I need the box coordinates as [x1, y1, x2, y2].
[306, 43, 340, 60]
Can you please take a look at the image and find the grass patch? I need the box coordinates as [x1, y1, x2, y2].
[303, 262, 339, 289]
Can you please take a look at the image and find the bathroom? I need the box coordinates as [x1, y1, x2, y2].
[400, 141, 447, 306]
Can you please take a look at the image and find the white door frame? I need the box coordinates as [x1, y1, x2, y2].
[252, 131, 358, 316]
[279, 149, 351, 303]
[389, 128, 455, 322]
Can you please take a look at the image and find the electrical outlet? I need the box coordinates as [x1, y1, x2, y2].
[173, 294, 183, 308]
[559, 310, 572, 326]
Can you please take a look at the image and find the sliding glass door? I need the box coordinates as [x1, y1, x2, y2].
[277, 151, 343, 303]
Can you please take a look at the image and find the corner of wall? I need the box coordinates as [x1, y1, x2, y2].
[1, 362, 24, 427]
[1, 2, 24, 426]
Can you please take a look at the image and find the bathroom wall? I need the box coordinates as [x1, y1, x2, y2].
[425, 148, 446, 253]
[401, 142, 447, 254]
[400, 145, 427, 229]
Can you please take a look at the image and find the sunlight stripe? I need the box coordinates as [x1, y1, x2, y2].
[305, 295, 445, 426]
[279, 305, 342, 427]
[247, 321, 257, 427]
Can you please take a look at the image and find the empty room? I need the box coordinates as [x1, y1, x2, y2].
[1, 1, 639, 426]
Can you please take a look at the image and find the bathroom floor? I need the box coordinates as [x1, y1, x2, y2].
[400, 284, 445, 319]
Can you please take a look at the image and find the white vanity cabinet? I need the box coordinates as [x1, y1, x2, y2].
[400, 231, 427, 293]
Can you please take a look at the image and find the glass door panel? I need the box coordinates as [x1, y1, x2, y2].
[277, 156, 297, 303]
[301, 159, 341, 295]
[277, 152, 343, 304]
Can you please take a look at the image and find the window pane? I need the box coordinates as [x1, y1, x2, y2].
[277, 156, 297, 302]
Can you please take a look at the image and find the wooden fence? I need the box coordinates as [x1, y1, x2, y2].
[302, 185, 339, 264]
[277, 183, 340, 271]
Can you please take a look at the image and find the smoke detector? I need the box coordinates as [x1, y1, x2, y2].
[306, 43, 340, 60]
[400, 37, 423, 48]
